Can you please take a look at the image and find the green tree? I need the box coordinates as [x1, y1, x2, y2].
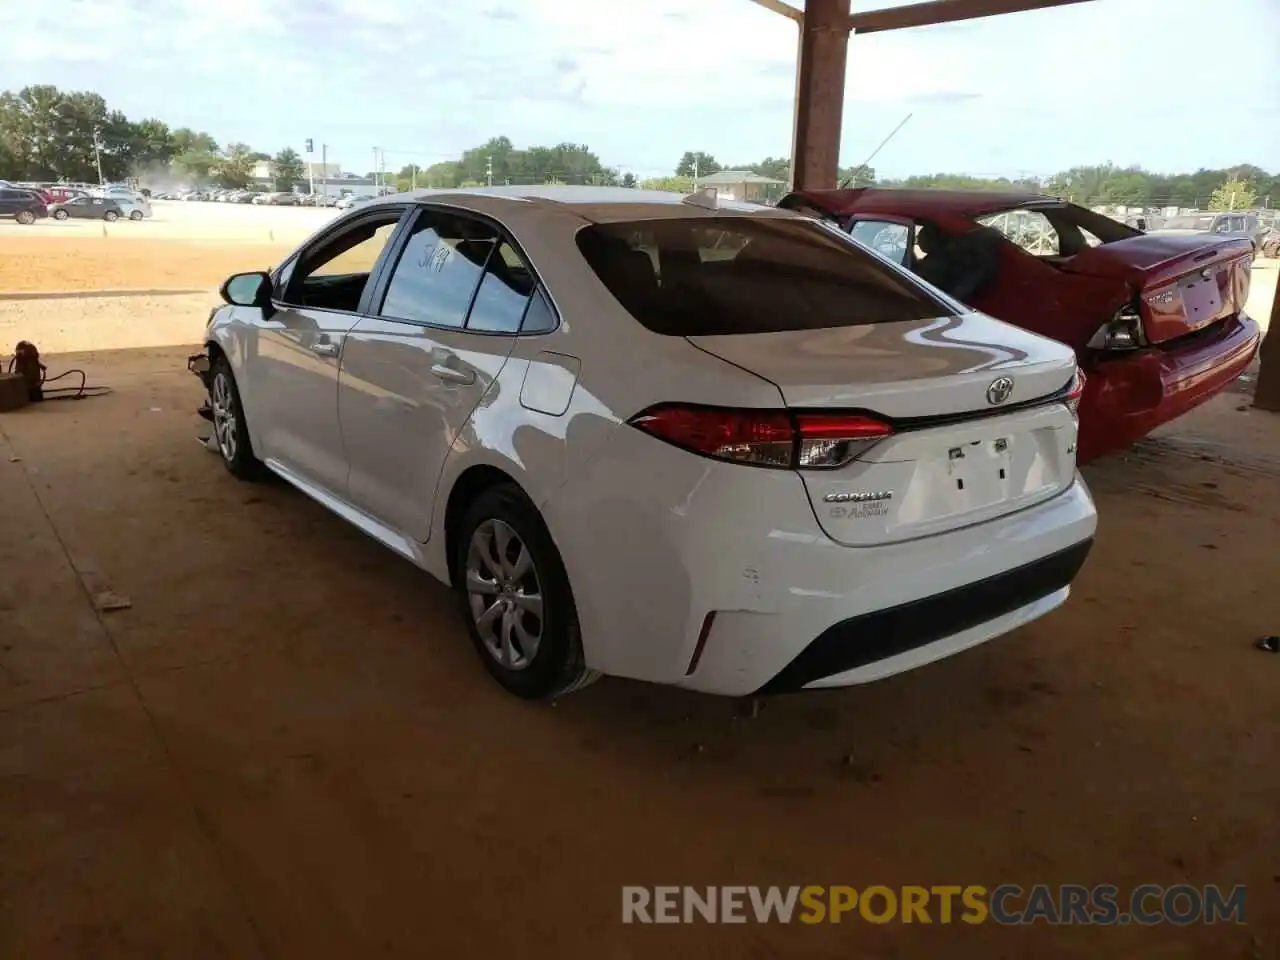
[272, 147, 305, 190]
[212, 142, 256, 188]
[676, 151, 721, 177]
[171, 128, 218, 155]
[1209, 177, 1258, 211]
[838, 163, 876, 186]
[0, 85, 107, 181]
[641, 175, 696, 193]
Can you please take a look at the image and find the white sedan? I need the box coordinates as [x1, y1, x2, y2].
[189, 186, 1096, 699]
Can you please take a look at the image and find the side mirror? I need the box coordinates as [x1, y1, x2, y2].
[220, 271, 273, 312]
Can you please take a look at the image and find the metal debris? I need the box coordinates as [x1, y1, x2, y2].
[1255, 636, 1279, 654]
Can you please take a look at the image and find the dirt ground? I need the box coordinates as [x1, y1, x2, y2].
[1, 233, 1278, 959]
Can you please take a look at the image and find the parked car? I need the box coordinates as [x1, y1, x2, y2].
[781, 188, 1261, 463]
[335, 194, 373, 210]
[107, 193, 153, 221]
[188, 186, 1096, 700]
[262, 192, 297, 206]
[1149, 211, 1270, 249]
[47, 187, 89, 204]
[50, 196, 126, 221]
[0, 185, 49, 224]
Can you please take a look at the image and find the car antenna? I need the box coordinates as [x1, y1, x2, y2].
[837, 112, 913, 189]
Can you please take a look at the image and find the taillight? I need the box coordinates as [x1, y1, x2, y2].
[628, 404, 893, 470]
[1086, 302, 1144, 351]
[1064, 368, 1086, 419]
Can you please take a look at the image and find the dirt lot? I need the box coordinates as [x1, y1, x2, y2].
[0, 229, 1278, 959]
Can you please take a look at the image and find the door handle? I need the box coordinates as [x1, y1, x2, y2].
[311, 341, 339, 357]
[431, 363, 476, 386]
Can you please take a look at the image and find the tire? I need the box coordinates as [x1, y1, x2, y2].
[53, 209, 69, 221]
[104, 210, 119, 222]
[454, 484, 598, 699]
[15, 209, 35, 225]
[129, 210, 143, 221]
[209, 357, 264, 480]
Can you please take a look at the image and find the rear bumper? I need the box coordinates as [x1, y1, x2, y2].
[757, 538, 1092, 693]
[1077, 312, 1260, 463]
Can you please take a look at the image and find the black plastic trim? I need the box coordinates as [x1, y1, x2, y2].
[755, 538, 1094, 695]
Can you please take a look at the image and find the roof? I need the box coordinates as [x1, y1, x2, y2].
[372, 184, 797, 223]
[696, 169, 786, 186]
[785, 186, 1064, 218]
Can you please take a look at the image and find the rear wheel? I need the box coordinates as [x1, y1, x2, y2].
[52, 209, 69, 221]
[15, 210, 35, 225]
[455, 484, 597, 699]
[103, 210, 119, 222]
[128, 210, 143, 221]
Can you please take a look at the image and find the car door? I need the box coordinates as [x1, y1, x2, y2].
[244, 205, 409, 494]
[337, 208, 534, 541]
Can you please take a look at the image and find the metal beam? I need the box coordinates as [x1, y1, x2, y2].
[1253, 292, 1280, 412]
[849, 0, 1094, 34]
[790, 0, 852, 191]
[745, 0, 804, 21]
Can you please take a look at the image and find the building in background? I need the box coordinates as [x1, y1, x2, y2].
[694, 169, 786, 204]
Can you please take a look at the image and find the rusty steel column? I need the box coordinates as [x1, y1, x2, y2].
[1253, 283, 1280, 412]
[790, 0, 852, 192]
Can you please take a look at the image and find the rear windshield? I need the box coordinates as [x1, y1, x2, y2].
[575, 216, 952, 336]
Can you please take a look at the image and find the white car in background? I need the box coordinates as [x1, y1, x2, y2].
[335, 194, 374, 210]
[189, 187, 1096, 699]
[94, 187, 152, 220]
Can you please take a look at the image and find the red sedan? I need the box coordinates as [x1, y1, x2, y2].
[781, 188, 1261, 463]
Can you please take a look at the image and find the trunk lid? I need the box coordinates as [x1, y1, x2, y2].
[688, 313, 1080, 545]
[1062, 235, 1253, 344]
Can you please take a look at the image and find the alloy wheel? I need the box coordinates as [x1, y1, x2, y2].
[210, 372, 238, 463]
[465, 519, 544, 670]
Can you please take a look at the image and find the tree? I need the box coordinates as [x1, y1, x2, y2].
[212, 142, 255, 188]
[0, 85, 107, 181]
[1209, 177, 1258, 211]
[641, 175, 696, 193]
[273, 147, 305, 191]
[621, 172, 638, 189]
[839, 163, 875, 186]
[676, 151, 721, 177]
[172, 148, 218, 184]
[171, 128, 218, 155]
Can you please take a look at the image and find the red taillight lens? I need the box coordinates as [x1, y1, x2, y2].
[628, 405, 893, 469]
[1064, 368, 1086, 418]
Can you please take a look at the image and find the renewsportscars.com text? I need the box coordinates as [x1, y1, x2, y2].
[622, 884, 1246, 926]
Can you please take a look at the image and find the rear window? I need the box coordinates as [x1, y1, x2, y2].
[575, 217, 951, 336]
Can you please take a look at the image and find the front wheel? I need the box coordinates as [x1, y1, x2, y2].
[103, 210, 119, 222]
[209, 357, 263, 480]
[455, 485, 597, 699]
[15, 210, 35, 225]
[129, 210, 143, 221]
[52, 209, 69, 221]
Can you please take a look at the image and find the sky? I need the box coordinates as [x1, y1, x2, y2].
[3, 0, 1278, 181]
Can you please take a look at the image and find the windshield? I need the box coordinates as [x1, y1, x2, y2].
[575, 216, 953, 337]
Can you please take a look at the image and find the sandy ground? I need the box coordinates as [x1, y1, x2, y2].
[0, 221, 1278, 958]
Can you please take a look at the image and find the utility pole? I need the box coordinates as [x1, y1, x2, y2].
[486, 155, 493, 187]
[321, 144, 327, 201]
[693, 155, 699, 191]
[306, 138, 314, 195]
[411, 164, 417, 191]
[93, 127, 104, 185]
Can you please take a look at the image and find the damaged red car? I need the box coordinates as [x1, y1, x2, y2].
[779, 188, 1261, 462]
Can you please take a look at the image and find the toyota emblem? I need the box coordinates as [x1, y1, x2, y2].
[986, 377, 1015, 406]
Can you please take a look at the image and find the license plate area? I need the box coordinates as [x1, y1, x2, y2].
[1179, 271, 1225, 331]
[944, 435, 1015, 508]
